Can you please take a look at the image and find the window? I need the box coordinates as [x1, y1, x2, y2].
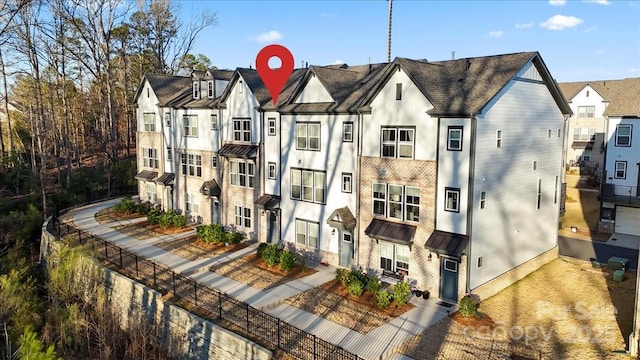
[210, 114, 218, 130]
[381, 127, 414, 159]
[207, 80, 214, 98]
[373, 183, 386, 216]
[447, 127, 463, 151]
[164, 112, 171, 127]
[296, 219, 318, 248]
[496, 130, 502, 148]
[380, 243, 410, 275]
[143, 113, 155, 132]
[557, 129, 561, 138]
[268, 162, 276, 180]
[532, 161, 537, 171]
[192, 82, 200, 99]
[554, 176, 559, 204]
[395, 83, 402, 100]
[343, 122, 353, 142]
[234, 206, 251, 228]
[180, 153, 202, 177]
[578, 106, 595, 118]
[445, 188, 460, 212]
[573, 127, 596, 141]
[142, 147, 159, 168]
[343, 232, 352, 243]
[477, 256, 483, 268]
[291, 168, 325, 204]
[405, 186, 420, 222]
[615, 161, 627, 179]
[342, 173, 352, 193]
[211, 153, 217, 168]
[233, 118, 251, 142]
[581, 150, 591, 162]
[480, 191, 486, 209]
[547, 129, 552, 139]
[536, 179, 542, 209]
[186, 193, 199, 213]
[388, 185, 403, 220]
[615, 124, 632, 146]
[229, 160, 255, 187]
[238, 80, 243, 94]
[296, 122, 320, 150]
[183, 115, 198, 137]
[167, 147, 172, 162]
[145, 182, 157, 203]
[268, 118, 276, 136]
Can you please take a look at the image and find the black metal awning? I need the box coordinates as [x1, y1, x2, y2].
[255, 194, 280, 210]
[571, 141, 594, 150]
[425, 230, 468, 258]
[218, 144, 258, 159]
[135, 170, 158, 181]
[199, 179, 221, 197]
[155, 172, 175, 186]
[364, 219, 416, 246]
[327, 206, 356, 231]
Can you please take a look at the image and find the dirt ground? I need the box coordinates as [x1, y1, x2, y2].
[400, 257, 636, 360]
[111, 221, 192, 240]
[155, 236, 249, 260]
[95, 207, 143, 224]
[559, 175, 609, 242]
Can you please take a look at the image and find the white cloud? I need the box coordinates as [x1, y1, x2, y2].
[331, 59, 346, 65]
[489, 30, 504, 38]
[549, 0, 566, 6]
[515, 22, 534, 29]
[250, 30, 283, 43]
[540, 15, 583, 30]
[629, 68, 638, 73]
[584, 0, 610, 4]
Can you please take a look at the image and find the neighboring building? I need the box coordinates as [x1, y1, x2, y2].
[134, 51, 571, 303]
[594, 78, 640, 236]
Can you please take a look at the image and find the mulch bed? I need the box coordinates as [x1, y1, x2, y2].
[95, 207, 144, 224]
[156, 235, 249, 261]
[211, 254, 317, 290]
[451, 311, 496, 329]
[112, 221, 192, 240]
[284, 279, 414, 334]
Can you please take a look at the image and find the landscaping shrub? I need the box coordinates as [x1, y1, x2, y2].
[256, 243, 268, 257]
[158, 211, 174, 229]
[348, 268, 368, 286]
[136, 202, 151, 215]
[261, 244, 281, 266]
[225, 231, 243, 245]
[171, 214, 187, 228]
[113, 197, 137, 214]
[147, 208, 162, 225]
[279, 250, 296, 272]
[347, 279, 364, 297]
[366, 277, 382, 294]
[393, 281, 411, 306]
[376, 291, 391, 309]
[335, 268, 350, 286]
[459, 295, 478, 317]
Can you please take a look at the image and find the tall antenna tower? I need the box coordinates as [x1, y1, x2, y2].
[387, 0, 393, 62]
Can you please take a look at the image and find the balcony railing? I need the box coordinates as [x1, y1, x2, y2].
[600, 183, 640, 205]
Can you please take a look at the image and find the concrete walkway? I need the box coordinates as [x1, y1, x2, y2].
[60, 199, 450, 360]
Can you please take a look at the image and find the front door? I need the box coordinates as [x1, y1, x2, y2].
[167, 188, 173, 210]
[211, 200, 220, 224]
[339, 232, 353, 267]
[267, 212, 277, 243]
[440, 258, 459, 302]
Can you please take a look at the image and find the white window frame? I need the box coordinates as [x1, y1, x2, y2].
[211, 153, 217, 168]
[296, 219, 319, 249]
[233, 118, 251, 142]
[210, 114, 218, 130]
[373, 183, 387, 217]
[183, 115, 198, 137]
[164, 112, 171, 127]
[480, 191, 486, 209]
[290, 168, 325, 204]
[445, 188, 460, 213]
[142, 147, 159, 169]
[234, 206, 251, 228]
[447, 126, 463, 151]
[229, 160, 255, 188]
[615, 161, 627, 179]
[145, 182, 157, 203]
[186, 192, 199, 213]
[578, 106, 595, 118]
[381, 127, 414, 159]
[372, 183, 420, 223]
[207, 80, 214, 98]
[380, 242, 409, 275]
[496, 130, 502, 148]
[343, 122, 353, 142]
[268, 162, 277, 180]
[166, 147, 172, 162]
[180, 153, 202, 177]
[342, 173, 352, 193]
[388, 184, 403, 220]
[192, 82, 200, 99]
[143, 113, 156, 132]
[405, 186, 420, 222]
[296, 122, 321, 151]
[268, 118, 276, 136]
[615, 124, 632, 147]
[536, 179, 542, 209]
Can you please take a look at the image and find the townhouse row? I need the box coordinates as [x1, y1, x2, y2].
[133, 51, 572, 302]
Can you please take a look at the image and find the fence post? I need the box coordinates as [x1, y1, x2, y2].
[119, 247, 123, 268]
[66, 223, 70, 234]
[218, 291, 222, 319]
[277, 318, 280, 349]
[193, 280, 198, 306]
[313, 334, 317, 360]
[135, 255, 139, 277]
[104, 241, 108, 261]
[153, 262, 157, 287]
[172, 272, 176, 295]
[246, 304, 249, 331]
[78, 229, 81, 243]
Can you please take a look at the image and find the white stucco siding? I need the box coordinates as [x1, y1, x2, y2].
[294, 75, 333, 103]
[435, 118, 471, 234]
[279, 113, 358, 255]
[222, 76, 261, 144]
[570, 85, 607, 118]
[469, 78, 564, 290]
[166, 108, 219, 152]
[263, 111, 281, 195]
[362, 68, 437, 161]
[604, 117, 640, 192]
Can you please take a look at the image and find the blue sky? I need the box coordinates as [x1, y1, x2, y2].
[181, 0, 640, 82]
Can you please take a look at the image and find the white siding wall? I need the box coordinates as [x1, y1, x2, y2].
[222, 75, 261, 144]
[169, 108, 219, 151]
[436, 118, 471, 234]
[294, 75, 333, 103]
[263, 110, 281, 195]
[605, 117, 640, 192]
[469, 77, 564, 290]
[362, 68, 437, 160]
[571, 85, 607, 117]
[280, 113, 358, 255]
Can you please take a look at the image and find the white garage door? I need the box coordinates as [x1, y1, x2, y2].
[616, 207, 640, 236]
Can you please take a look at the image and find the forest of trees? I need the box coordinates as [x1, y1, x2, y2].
[0, 0, 216, 358]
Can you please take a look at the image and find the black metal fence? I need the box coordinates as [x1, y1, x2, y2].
[48, 216, 360, 360]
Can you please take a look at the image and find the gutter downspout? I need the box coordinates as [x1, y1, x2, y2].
[466, 114, 477, 295]
[355, 109, 364, 266]
[258, 107, 265, 242]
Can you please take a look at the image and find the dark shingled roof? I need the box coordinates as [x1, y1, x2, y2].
[559, 78, 640, 117]
[261, 68, 307, 111]
[156, 173, 175, 186]
[135, 74, 192, 106]
[327, 206, 356, 231]
[255, 194, 280, 210]
[365, 219, 416, 245]
[200, 179, 221, 197]
[218, 144, 258, 159]
[209, 69, 234, 81]
[135, 170, 158, 181]
[425, 231, 468, 258]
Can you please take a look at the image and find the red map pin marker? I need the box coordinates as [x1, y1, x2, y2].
[256, 44, 294, 106]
